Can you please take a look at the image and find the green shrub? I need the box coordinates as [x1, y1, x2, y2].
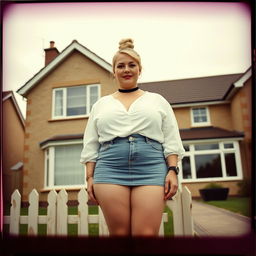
[204, 183, 223, 189]
[237, 178, 251, 196]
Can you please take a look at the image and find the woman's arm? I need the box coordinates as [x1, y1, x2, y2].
[160, 95, 185, 162]
[80, 105, 100, 164]
[164, 154, 179, 200]
[85, 162, 96, 180]
[85, 162, 98, 204]
[166, 154, 178, 167]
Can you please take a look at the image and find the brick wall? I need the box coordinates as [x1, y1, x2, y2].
[230, 78, 252, 179]
[173, 103, 234, 130]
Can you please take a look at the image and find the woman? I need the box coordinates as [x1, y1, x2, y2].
[80, 38, 185, 236]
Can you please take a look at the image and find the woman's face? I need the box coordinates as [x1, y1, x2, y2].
[114, 53, 141, 89]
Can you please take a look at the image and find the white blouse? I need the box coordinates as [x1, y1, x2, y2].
[80, 91, 185, 164]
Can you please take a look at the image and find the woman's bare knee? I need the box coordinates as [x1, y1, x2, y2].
[131, 186, 165, 236]
[110, 227, 130, 236]
[132, 227, 158, 236]
[93, 184, 131, 236]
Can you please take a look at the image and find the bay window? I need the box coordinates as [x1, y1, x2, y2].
[44, 143, 85, 188]
[180, 141, 242, 182]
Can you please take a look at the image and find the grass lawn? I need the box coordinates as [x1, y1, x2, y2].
[164, 206, 174, 236]
[198, 197, 250, 217]
[3, 205, 174, 236]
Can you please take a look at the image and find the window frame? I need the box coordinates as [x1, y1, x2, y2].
[52, 84, 100, 120]
[179, 139, 243, 183]
[190, 106, 211, 127]
[43, 140, 86, 189]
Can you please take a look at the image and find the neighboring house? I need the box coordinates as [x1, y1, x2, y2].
[3, 91, 25, 204]
[17, 40, 251, 203]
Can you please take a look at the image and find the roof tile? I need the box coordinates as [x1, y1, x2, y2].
[180, 126, 244, 141]
[139, 73, 243, 104]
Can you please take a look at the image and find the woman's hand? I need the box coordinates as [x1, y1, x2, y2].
[164, 171, 178, 200]
[87, 177, 99, 205]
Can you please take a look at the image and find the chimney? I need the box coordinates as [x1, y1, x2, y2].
[44, 41, 59, 66]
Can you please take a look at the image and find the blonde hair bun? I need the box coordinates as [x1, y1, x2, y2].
[119, 38, 134, 50]
[112, 38, 142, 72]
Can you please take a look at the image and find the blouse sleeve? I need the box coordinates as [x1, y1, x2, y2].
[80, 105, 100, 164]
[161, 98, 185, 162]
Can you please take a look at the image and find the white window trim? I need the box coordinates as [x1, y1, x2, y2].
[52, 84, 100, 120]
[179, 139, 243, 183]
[41, 139, 83, 150]
[44, 149, 49, 187]
[190, 106, 211, 127]
[43, 140, 86, 189]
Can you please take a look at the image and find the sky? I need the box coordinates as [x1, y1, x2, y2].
[3, 2, 252, 117]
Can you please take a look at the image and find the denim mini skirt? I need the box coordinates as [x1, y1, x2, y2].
[94, 134, 168, 186]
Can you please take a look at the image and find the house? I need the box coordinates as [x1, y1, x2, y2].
[17, 40, 251, 203]
[17, 40, 117, 203]
[139, 68, 252, 196]
[2, 91, 25, 204]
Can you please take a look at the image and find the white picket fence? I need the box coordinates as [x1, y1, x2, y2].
[3, 186, 194, 236]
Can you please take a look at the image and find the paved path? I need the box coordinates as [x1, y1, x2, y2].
[192, 200, 252, 236]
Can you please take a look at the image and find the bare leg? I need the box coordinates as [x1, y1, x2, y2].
[131, 185, 165, 236]
[93, 184, 131, 236]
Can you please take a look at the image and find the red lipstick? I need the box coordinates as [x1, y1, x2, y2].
[123, 75, 132, 79]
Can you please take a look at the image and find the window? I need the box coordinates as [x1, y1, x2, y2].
[225, 153, 237, 176]
[191, 107, 210, 126]
[195, 154, 222, 178]
[52, 84, 100, 119]
[195, 143, 219, 150]
[180, 141, 242, 182]
[44, 144, 85, 188]
[181, 156, 192, 179]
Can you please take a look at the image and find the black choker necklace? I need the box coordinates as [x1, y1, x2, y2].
[118, 87, 139, 93]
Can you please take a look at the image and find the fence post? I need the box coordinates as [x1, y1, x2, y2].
[166, 191, 184, 235]
[5, 188, 194, 237]
[57, 189, 68, 236]
[77, 188, 89, 235]
[181, 186, 194, 236]
[47, 190, 58, 235]
[9, 190, 21, 235]
[28, 189, 39, 235]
